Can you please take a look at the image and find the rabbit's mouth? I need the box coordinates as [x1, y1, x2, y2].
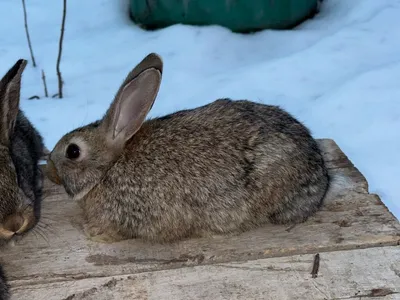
[45, 158, 62, 185]
[0, 206, 35, 241]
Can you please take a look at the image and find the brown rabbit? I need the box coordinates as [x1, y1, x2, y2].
[0, 59, 46, 299]
[46, 53, 329, 243]
[0, 59, 45, 241]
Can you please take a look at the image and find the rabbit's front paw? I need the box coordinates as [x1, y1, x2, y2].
[83, 223, 125, 243]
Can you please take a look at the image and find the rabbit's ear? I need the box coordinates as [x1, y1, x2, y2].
[0, 59, 27, 145]
[102, 53, 163, 148]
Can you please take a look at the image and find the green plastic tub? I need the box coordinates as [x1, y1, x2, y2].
[130, 0, 320, 33]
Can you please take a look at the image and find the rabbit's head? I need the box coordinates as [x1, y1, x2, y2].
[46, 53, 163, 199]
[0, 59, 36, 241]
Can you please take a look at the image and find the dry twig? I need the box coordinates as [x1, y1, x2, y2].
[21, 0, 37, 67]
[41, 70, 49, 97]
[56, 0, 67, 98]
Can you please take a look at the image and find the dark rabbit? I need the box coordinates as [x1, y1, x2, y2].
[46, 53, 329, 243]
[0, 59, 46, 299]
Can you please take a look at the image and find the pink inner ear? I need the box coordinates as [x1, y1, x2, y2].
[112, 68, 161, 142]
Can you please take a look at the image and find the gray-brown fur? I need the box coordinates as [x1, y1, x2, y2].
[0, 60, 45, 299]
[10, 111, 45, 221]
[46, 53, 329, 243]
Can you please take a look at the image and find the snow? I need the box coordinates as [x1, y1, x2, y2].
[0, 0, 399, 219]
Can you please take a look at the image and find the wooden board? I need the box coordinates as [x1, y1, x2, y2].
[1, 139, 400, 299]
[9, 247, 400, 300]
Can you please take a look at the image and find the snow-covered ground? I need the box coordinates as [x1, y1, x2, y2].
[0, 0, 399, 219]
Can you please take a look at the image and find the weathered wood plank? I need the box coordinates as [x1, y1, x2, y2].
[1, 139, 399, 283]
[9, 247, 400, 300]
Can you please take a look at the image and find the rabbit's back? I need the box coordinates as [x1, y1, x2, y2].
[92, 99, 329, 241]
[10, 111, 44, 209]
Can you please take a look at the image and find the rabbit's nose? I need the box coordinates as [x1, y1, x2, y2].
[3, 213, 25, 233]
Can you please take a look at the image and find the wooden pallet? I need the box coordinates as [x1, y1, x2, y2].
[1, 139, 399, 300]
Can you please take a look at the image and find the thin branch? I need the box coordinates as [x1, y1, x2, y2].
[41, 70, 48, 97]
[21, 0, 37, 67]
[56, 0, 67, 99]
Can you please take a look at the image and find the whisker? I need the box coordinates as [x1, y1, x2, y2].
[33, 227, 50, 245]
[30, 228, 43, 242]
[31, 230, 40, 241]
[36, 221, 52, 230]
[35, 224, 49, 237]
[36, 222, 57, 236]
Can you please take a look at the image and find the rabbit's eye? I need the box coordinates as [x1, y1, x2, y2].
[66, 143, 80, 160]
